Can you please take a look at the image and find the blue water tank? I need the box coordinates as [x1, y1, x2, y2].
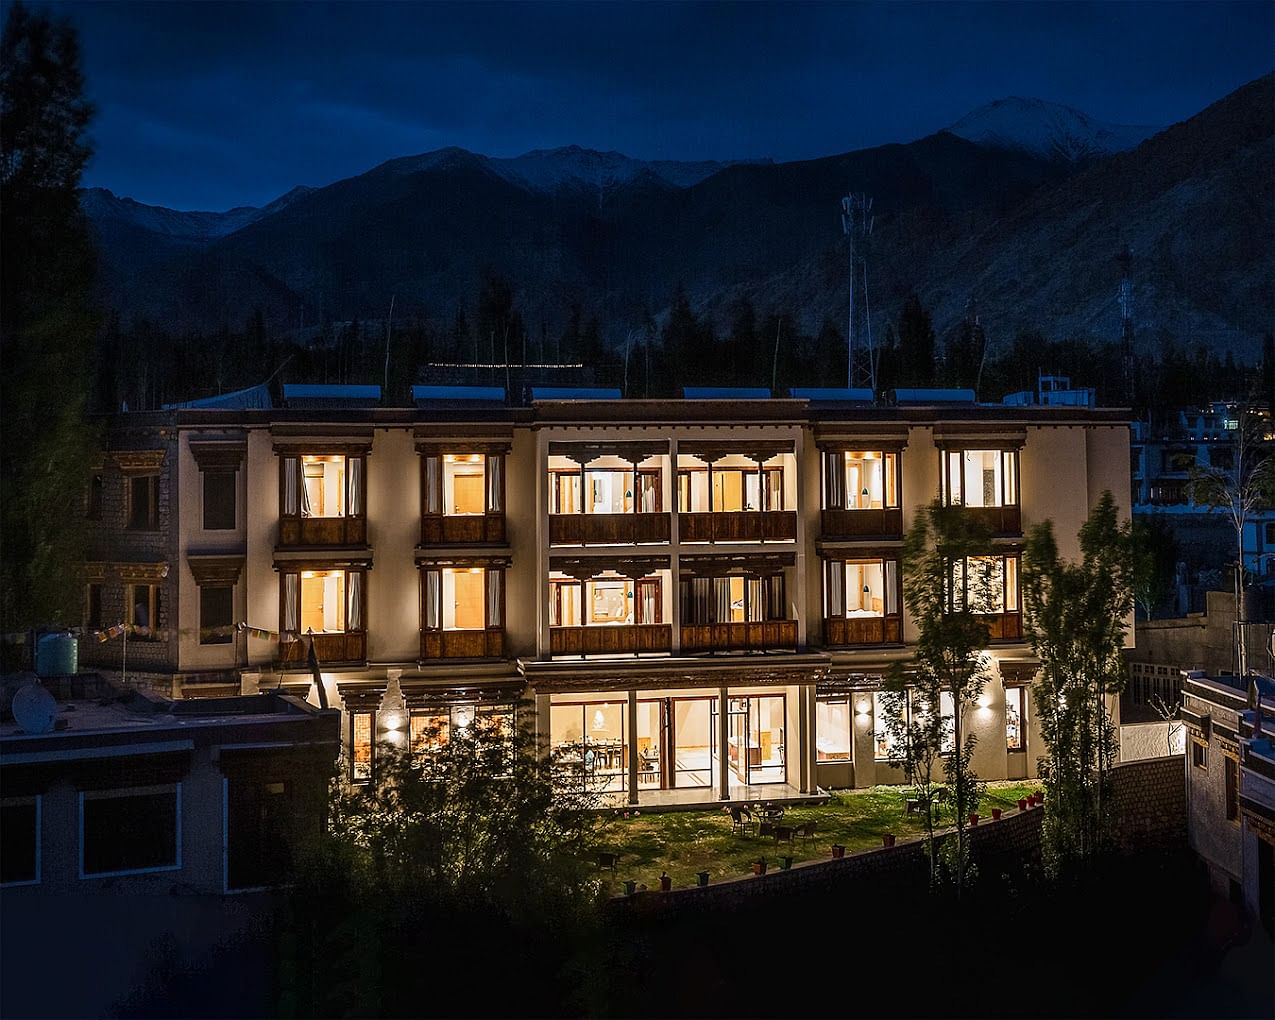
[35, 632, 78, 677]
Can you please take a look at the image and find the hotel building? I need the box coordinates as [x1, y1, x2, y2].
[79, 385, 1131, 805]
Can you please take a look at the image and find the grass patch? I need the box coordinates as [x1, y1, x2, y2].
[593, 781, 1038, 891]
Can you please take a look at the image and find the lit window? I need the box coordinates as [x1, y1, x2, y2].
[1006, 687, 1026, 751]
[873, 691, 906, 760]
[443, 454, 485, 515]
[351, 712, 375, 783]
[816, 698, 852, 762]
[944, 450, 1018, 508]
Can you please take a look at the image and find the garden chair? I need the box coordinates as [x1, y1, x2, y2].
[596, 851, 617, 871]
[799, 820, 817, 843]
[774, 825, 795, 845]
[729, 805, 754, 836]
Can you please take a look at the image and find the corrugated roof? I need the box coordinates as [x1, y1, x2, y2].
[683, 387, 771, 400]
[530, 387, 621, 400]
[891, 388, 977, 404]
[162, 382, 273, 411]
[788, 387, 874, 402]
[411, 385, 506, 404]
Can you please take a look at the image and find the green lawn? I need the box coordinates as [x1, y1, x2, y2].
[593, 782, 1039, 891]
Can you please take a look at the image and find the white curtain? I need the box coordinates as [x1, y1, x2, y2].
[486, 569, 503, 628]
[486, 455, 503, 513]
[283, 457, 299, 516]
[826, 560, 844, 617]
[824, 452, 845, 509]
[346, 571, 363, 631]
[347, 457, 363, 516]
[283, 573, 299, 634]
[424, 570, 441, 630]
[424, 456, 441, 514]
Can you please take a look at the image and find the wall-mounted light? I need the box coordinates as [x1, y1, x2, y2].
[856, 698, 871, 717]
[977, 692, 993, 710]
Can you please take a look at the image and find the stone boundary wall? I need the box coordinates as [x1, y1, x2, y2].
[611, 759, 1186, 916]
[1110, 755, 1187, 851]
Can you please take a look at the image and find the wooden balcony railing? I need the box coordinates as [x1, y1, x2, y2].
[956, 505, 1022, 535]
[981, 612, 1024, 641]
[820, 508, 904, 539]
[678, 511, 797, 543]
[550, 623, 672, 656]
[279, 632, 366, 665]
[420, 513, 506, 546]
[823, 616, 903, 647]
[278, 516, 366, 547]
[549, 512, 671, 546]
[680, 619, 798, 654]
[420, 628, 505, 660]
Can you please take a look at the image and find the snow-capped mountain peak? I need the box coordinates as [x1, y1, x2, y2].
[947, 96, 1160, 162]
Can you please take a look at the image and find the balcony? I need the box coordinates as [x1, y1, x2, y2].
[821, 508, 903, 539]
[549, 624, 673, 656]
[680, 620, 797, 654]
[279, 632, 365, 665]
[958, 506, 1021, 536]
[679, 511, 797, 543]
[981, 612, 1024, 641]
[279, 516, 366, 547]
[549, 512, 671, 546]
[420, 629, 505, 660]
[824, 617, 903, 647]
[421, 514, 505, 546]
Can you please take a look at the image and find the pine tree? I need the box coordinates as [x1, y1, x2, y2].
[896, 293, 935, 388]
[1, 1, 99, 658]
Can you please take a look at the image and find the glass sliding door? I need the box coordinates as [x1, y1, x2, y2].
[725, 694, 788, 785]
[672, 698, 714, 788]
[549, 701, 627, 793]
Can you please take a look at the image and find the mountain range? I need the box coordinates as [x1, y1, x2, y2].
[84, 78, 1274, 360]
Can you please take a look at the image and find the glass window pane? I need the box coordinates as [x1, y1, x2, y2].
[301, 570, 345, 633]
[884, 453, 899, 508]
[816, 699, 852, 761]
[589, 580, 632, 624]
[199, 586, 233, 644]
[442, 568, 484, 630]
[1006, 687, 1024, 750]
[82, 789, 178, 875]
[444, 454, 485, 515]
[873, 691, 905, 760]
[845, 561, 885, 617]
[302, 456, 346, 518]
[351, 714, 374, 782]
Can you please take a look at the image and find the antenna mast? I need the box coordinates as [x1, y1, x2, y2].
[841, 193, 876, 393]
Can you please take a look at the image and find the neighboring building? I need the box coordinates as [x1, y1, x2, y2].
[0, 674, 338, 1017]
[1181, 670, 1275, 935]
[77, 387, 1132, 803]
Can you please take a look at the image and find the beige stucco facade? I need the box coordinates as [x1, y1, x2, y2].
[83, 397, 1131, 803]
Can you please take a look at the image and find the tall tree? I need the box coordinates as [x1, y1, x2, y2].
[0, 1, 99, 658]
[1022, 493, 1133, 878]
[896, 293, 935, 388]
[898, 501, 995, 894]
[1187, 402, 1275, 670]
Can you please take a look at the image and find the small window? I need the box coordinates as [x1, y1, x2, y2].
[1191, 740, 1207, 770]
[226, 777, 294, 891]
[873, 690, 906, 761]
[816, 698, 852, 762]
[199, 586, 233, 645]
[86, 583, 103, 632]
[81, 786, 180, 877]
[1006, 686, 1026, 752]
[350, 712, 375, 783]
[1265, 522, 1275, 545]
[1225, 755, 1239, 821]
[203, 470, 236, 530]
[128, 583, 162, 640]
[127, 474, 159, 530]
[87, 473, 103, 520]
[1, 799, 40, 885]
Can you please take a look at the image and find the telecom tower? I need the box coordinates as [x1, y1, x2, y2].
[1117, 245, 1135, 404]
[841, 193, 876, 393]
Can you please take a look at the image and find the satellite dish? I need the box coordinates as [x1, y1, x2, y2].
[12, 683, 57, 735]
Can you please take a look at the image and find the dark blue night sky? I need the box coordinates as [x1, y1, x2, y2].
[51, 0, 1275, 211]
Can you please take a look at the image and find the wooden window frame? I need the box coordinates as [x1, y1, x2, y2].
[126, 474, 160, 531]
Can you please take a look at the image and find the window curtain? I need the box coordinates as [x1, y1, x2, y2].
[746, 578, 764, 621]
[767, 575, 785, 620]
[638, 472, 658, 512]
[283, 572, 299, 634]
[764, 468, 783, 511]
[283, 456, 299, 516]
[424, 569, 441, 630]
[639, 580, 659, 624]
[424, 455, 441, 515]
[885, 559, 900, 615]
[347, 457, 363, 517]
[486, 454, 503, 513]
[713, 577, 732, 624]
[826, 560, 844, 617]
[824, 452, 845, 509]
[485, 569, 503, 628]
[346, 571, 363, 631]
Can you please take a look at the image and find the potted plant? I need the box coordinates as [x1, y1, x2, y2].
[969, 813, 979, 826]
[991, 807, 1002, 820]
[780, 855, 793, 871]
[882, 833, 896, 848]
[659, 872, 671, 892]
[696, 870, 709, 887]
[1017, 797, 1029, 811]
[753, 857, 767, 875]
[1033, 790, 1045, 805]
[623, 879, 637, 895]
[831, 843, 845, 859]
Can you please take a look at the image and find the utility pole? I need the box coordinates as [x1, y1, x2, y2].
[1117, 245, 1135, 405]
